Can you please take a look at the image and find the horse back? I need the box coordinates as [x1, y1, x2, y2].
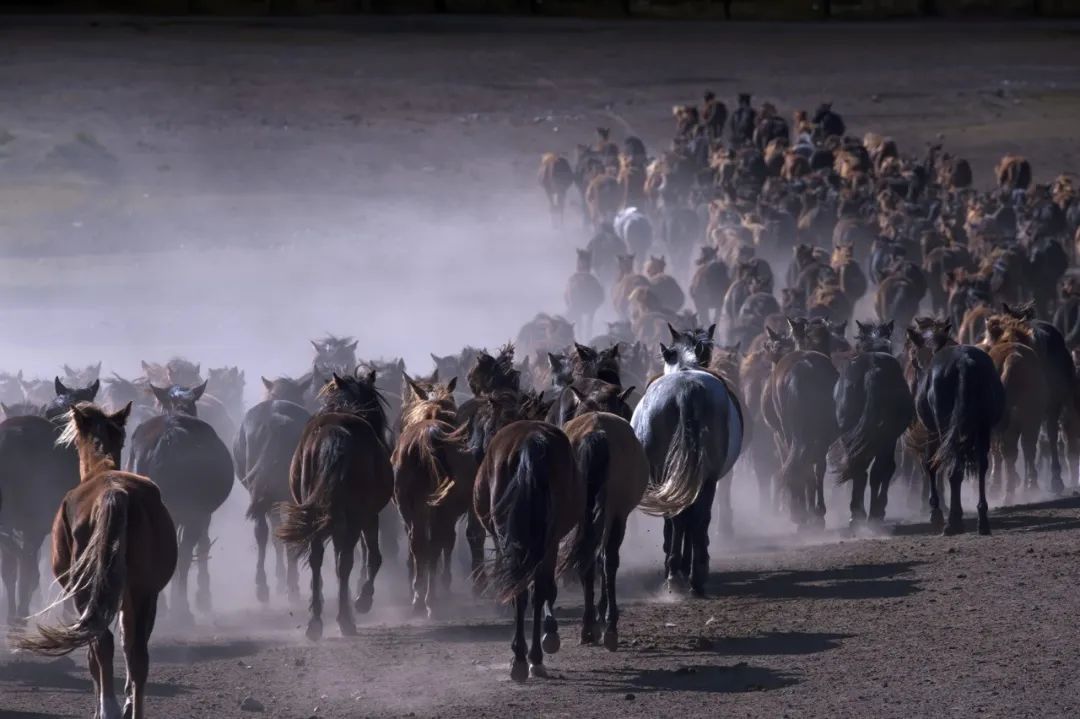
[292, 412, 393, 516]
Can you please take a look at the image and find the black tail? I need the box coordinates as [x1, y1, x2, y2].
[489, 435, 554, 603]
[932, 356, 982, 481]
[837, 366, 884, 484]
[565, 430, 609, 575]
[16, 487, 128, 656]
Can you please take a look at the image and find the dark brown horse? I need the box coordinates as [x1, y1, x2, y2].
[474, 418, 584, 681]
[392, 375, 476, 617]
[15, 402, 177, 719]
[234, 378, 312, 602]
[0, 378, 98, 625]
[277, 372, 393, 640]
[129, 382, 233, 620]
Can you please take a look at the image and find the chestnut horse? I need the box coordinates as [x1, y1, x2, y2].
[392, 375, 476, 617]
[15, 402, 177, 719]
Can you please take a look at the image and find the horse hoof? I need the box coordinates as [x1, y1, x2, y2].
[942, 523, 965, 537]
[123, 700, 134, 719]
[411, 601, 427, 618]
[338, 619, 357, 637]
[929, 509, 945, 531]
[195, 592, 211, 613]
[510, 660, 529, 683]
[978, 522, 992, 536]
[541, 632, 561, 654]
[579, 631, 595, 646]
[529, 663, 549, 679]
[602, 629, 619, 652]
[305, 619, 323, 642]
[690, 586, 707, 599]
[354, 593, 373, 614]
[255, 585, 270, 604]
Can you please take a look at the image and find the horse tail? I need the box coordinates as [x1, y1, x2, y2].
[836, 366, 884, 484]
[275, 429, 343, 556]
[420, 423, 456, 508]
[16, 486, 128, 656]
[241, 453, 269, 521]
[489, 434, 554, 604]
[932, 354, 979, 481]
[564, 430, 609, 575]
[639, 403, 707, 518]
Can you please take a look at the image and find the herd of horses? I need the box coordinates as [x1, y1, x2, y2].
[2, 89, 1080, 713]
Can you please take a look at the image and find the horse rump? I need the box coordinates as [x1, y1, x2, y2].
[15, 487, 128, 656]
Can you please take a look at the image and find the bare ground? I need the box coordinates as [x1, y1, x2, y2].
[2, 16, 1080, 719]
[3, 496, 1080, 718]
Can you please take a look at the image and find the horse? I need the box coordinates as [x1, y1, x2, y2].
[835, 321, 914, 525]
[128, 382, 234, 620]
[392, 375, 476, 617]
[538, 152, 574, 227]
[762, 318, 840, 529]
[565, 249, 606, 340]
[474, 415, 583, 681]
[0, 377, 98, 625]
[276, 371, 393, 640]
[981, 315, 1046, 501]
[908, 329, 1005, 534]
[61, 361, 102, 389]
[14, 402, 177, 719]
[689, 246, 731, 326]
[631, 325, 743, 595]
[558, 380, 644, 650]
[233, 379, 312, 602]
[207, 366, 246, 429]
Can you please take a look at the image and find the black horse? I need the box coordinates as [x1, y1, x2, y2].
[835, 321, 914, 525]
[0, 377, 98, 625]
[910, 332, 1005, 535]
[234, 380, 312, 603]
[129, 382, 234, 619]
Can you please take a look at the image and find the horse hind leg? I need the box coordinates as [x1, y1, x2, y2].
[120, 593, 157, 719]
[2, 542, 19, 625]
[601, 517, 626, 651]
[530, 570, 555, 678]
[510, 590, 529, 682]
[539, 570, 560, 657]
[170, 523, 197, 624]
[355, 517, 381, 614]
[943, 466, 966, 536]
[13, 534, 43, 623]
[93, 630, 122, 719]
[1020, 422, 1041, 495]
[977, 451, 992, 536]
[332, 528, 360, 636]
[689, 480, 717, 598]
[253, 511, 270, 603]
[868, 448, 897, 524]
[306, 539, 325, 641]
[193, 517, 213, 613]
[465, 509, 487, 596]
[715, 475, 734, 541]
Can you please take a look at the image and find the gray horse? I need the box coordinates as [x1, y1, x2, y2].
[631, 325, 744, 596]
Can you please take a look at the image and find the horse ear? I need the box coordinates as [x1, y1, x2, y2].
[331, 373, 344, 387]
[88, 379, 100, 399]
[619, 386, 636, 403]
[63, 363, 75, 375]
[906, 328, 924, 347]
[347, 340, 359, 352]
[706, 324, 717, 341]
[667, 323, 680, 342]
[365, 369, 377, 386]
[0, 403, 8, 417]
[855, 320, 869, 335]
[150, 383, 171, 405]
[194, 363, 201, 376]
[311, 340, 322, 353]
[262, 376, 273, 392]
[547, 353, 561, 369]
[191, 381, 207, 402]
[732, 341, 742, 355]
[54, 377, 69, 396]
[447, 377, 457, 393]
[404, 373, 426, 401]
[111, 401, 133, 427]
[883, 321, 895, 338]
[70, 403, 89, 429]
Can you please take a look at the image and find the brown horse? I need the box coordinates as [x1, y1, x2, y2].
[982, 316, 1047, 501]
[538, 152, 574, 227]
[474, 418, 584, 681]
[277, 371, 393, 640]
[561, 389, 645, 651]
[15, 402, 177, 719]
[392, 375, 476, 617]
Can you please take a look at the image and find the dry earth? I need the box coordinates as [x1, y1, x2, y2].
[2, 16, 1080, 719]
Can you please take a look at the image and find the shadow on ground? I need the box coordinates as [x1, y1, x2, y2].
[579, 662, 799, 694]
[707, 561, 923, 600]
[0, 656, 190, 698]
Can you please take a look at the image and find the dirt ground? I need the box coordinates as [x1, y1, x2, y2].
[3, 16, 1080, 719]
